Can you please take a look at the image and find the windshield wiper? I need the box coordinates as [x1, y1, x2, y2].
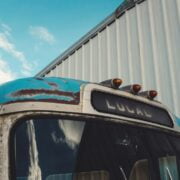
[119, 166, 127, 180]
[166, 167, 173, 180]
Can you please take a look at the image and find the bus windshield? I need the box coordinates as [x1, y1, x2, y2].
[11, 117, 180, 180]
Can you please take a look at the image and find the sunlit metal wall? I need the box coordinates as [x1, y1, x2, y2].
[37, 0, 180, 116]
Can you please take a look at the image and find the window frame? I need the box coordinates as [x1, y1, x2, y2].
[9, 113, 180, 180]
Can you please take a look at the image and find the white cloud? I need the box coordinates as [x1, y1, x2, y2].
[1, 23, 12, 32]
[0, 23, 12, 37]
[0, 58, 16, 84]
[29, 26, 55, 44]
[0, 30, 33, 76]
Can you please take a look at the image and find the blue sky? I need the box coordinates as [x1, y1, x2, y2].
[0, 0, 124, 84]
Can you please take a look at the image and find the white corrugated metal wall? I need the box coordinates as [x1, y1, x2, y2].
[42, 0, 180, 116]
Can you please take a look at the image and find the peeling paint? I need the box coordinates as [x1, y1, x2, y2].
[47, 82, 58, 88]
[11, 89, 77, 98]
[0, 77, 87, 105]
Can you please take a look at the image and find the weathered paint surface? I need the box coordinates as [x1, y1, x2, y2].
[0, 77, 87, 105]
[175, 116, 180, 127]
[0, 116, 12, 180]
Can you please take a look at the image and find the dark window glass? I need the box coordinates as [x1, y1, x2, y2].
[12, 117, 180, 180]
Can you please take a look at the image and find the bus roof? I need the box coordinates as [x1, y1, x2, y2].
[1, 77, 180, 131]
[0, 77, 87, 105]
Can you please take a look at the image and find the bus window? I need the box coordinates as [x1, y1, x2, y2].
[129, 159, 149, 180]
[159, 156, 179, 179]
[11, 117, 180, 180]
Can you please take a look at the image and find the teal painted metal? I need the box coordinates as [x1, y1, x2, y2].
[175, 116, 180, 126]
[0, 77, 87, 105]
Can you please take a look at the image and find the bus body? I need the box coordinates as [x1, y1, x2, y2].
[0, 77, 180, 180]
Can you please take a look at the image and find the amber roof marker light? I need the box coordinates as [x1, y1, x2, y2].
[120, 84, 142, 95]
[139, 90, 158, 100]
[149, 90, 158, 100]
[100, 78, 123, 89]
[131, 84, 142, 94]
[111, 78, 123, 89]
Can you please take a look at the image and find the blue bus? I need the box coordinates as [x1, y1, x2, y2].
[0, 77, 180, 180]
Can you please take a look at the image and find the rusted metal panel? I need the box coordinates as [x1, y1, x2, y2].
[0, 77, 87, 105]
[36, 0, 180, 117]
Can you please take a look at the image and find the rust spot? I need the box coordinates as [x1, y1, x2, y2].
[5, 97, 80, 105]
[11, 89, 78, 98]
[7, 91, 80, 105]
[36, 77, 43, 80]
[47, 82, 58, 88]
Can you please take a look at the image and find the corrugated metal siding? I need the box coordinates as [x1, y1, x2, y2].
[37, 0, 180, 116]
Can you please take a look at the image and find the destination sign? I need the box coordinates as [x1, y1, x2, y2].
[91, 91, 173, 127]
